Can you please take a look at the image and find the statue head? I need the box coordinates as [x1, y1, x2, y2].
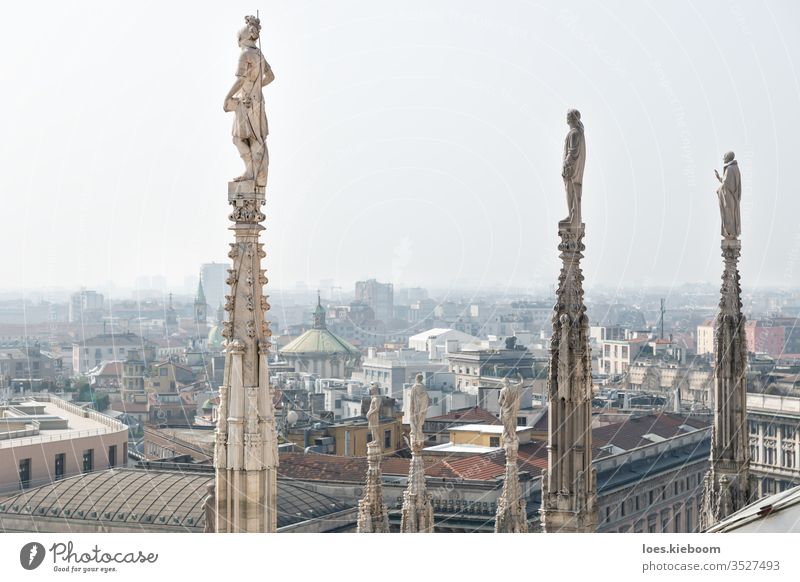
[415, 373, 424, 384]
[238, 15, 261, 47]
[566, 108, 583, 131]
[723, 151, 735, 164]
[369, 382, 380, 396]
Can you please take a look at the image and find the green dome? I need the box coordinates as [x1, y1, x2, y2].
[280, 328, 360, 356]
[208, 325, 224, 349]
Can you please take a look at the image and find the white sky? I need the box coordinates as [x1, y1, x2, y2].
[1, 0, 798, 295]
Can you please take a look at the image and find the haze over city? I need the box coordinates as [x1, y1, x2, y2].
[1, 0, 799, 295]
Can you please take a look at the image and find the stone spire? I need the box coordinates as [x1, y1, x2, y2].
[212, 15, 278, 533]
[495, 376, 528, 533]
[701, 152, 750, 530]
[357, 383, 390, 532]
[313, 291, 326, 330]
[400, 374, 434, 532]
[194, 276, 208, 325]
[540, 110, 597, 533]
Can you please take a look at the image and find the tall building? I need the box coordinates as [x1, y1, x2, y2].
[355, 279, 394, 323]
[201, 262, 228, 314]
[68, 289, 104, 323]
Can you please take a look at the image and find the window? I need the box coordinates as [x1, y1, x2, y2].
[686, 507, 693, 532]
[784, 425, 797, 441]
[489, 437, 500, 447]
[765, 444, 777, 465]
[674, 512, 682, 532]
[19, 458, 31, 489]
[160, 368, 167, 376]
[517, 416, 527, 427]
[108, 445, 117, 467]
[55, 453, 65, 480]
[82, 449, 94, 473]
[765, 424, 776, 437]
[750, 443, 760, 463]
[384, 429, 392, 449]
[784, 447, 796, 469]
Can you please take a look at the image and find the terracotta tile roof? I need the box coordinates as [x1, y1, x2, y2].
[427, 406, 500, 425]
[275, 413, 709, 484]
[277, 452, 464, 482]
[592, 413, 709, 453]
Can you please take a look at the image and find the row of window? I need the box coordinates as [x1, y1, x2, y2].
[750, 443, 797, 468]
[749, 421, 798, 441]
[17, 445, 123, 490]
[609, 471, 703, 522]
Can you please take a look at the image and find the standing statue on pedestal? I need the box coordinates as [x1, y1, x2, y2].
[408, 373, 429, 451]
[203, 483, 216, 533]
[224, 15, 274, 188]
[498, 374, 524, 446]
[367, 383, 381, 444]
[562, 109, 586, 227]
[714, 151, 742, 239]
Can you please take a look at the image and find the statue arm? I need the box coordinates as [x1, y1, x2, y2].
[563, 130, 580, 176]
[224, 78, 244, 112]
[261, 59, 275, 87]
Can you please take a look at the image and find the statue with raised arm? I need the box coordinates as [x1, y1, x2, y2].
[367, 383, 381, 445]
[224, 15, 275, 188]
[714, 151, 742, 239]
[408, 374, 429, 452]
[562, 109, 586, 227]
[498, 374, 524, 447]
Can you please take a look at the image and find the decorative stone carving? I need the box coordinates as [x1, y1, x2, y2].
[224, 15, 274, 187]
[541, 116, 597, 533]
[715, 151, 742, 240]
[701, 163, 750, 529]
[366, 383, 381, 443]
[357, 400, 390, 535]
[400, 374, 434, 532]
[561, 109, 586, 227]
[203, 483, 216, 533]
[495, 374, 528, 533]
[214, 18, 278, 533]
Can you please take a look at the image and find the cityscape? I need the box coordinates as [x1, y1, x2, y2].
[1, 1, 799, 564]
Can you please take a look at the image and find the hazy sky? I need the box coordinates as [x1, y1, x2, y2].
[1, 0, 799, 296]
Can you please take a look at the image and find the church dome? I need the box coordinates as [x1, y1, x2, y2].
[207, 325, 224, 349]
[280, 294, 360, 358]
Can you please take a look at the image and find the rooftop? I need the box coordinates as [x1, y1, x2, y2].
[0, 396, 126, 449]
[0, 468, 353, 532]
[427, 406, 500, 425]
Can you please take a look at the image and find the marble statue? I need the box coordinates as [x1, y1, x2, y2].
[367, 383, 381, 445]
[203, 483, 216, 533]
[714, 151, 742, 239]
[498, 374, 523, 446]
[408, 373, 429, 451]
[224, 15, 275, 188]
[562, 109, 586, 227]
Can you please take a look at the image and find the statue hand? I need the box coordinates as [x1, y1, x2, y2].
[714, 169, 721, 181]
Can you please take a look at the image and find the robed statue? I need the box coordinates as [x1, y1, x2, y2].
[224, 15, 275, 188]
[714, 151, 742, 239]
[498, 374, 524, 447]
[562, 109, 586, 227]
[366, 383, 381, 445]
[408, 374, 429, 451]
